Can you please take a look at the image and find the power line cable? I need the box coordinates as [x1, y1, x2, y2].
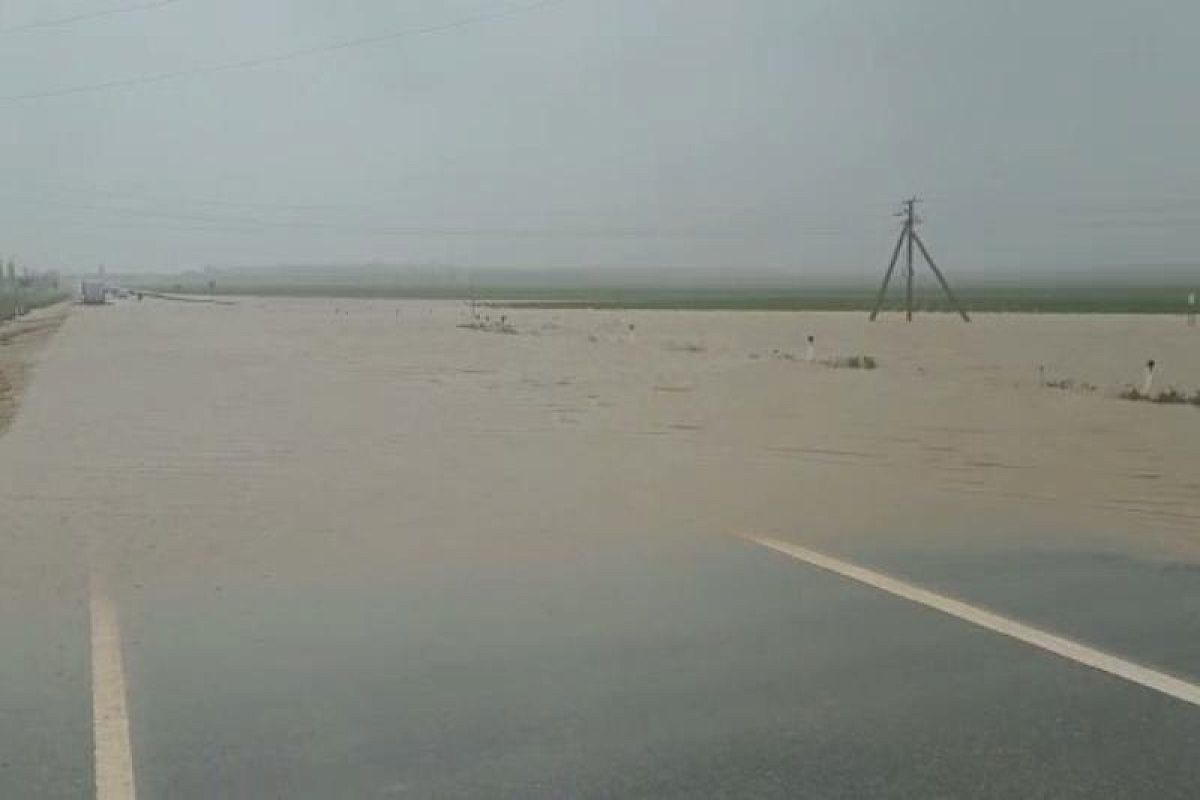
[2, 0, 566, 102]
[0, 0, 183, 35]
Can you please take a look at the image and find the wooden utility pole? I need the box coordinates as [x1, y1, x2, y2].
[869, 197, 970, 322]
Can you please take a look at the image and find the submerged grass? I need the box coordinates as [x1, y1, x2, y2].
[822, 355, 878, 370]
[1043, 378, 1098, 392]
[1117, 386, 1200, 406]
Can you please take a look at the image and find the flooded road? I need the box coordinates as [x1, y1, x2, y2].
[1, 298, 1198, 797]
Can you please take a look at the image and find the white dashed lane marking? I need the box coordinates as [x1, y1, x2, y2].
[90, 568, 136, 800]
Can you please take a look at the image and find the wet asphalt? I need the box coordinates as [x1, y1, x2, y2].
[7, 525, 1200, 799]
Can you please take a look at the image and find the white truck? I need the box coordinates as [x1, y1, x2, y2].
[81, 280, 107, 305]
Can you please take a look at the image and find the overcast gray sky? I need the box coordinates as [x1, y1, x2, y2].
[1, 0, 1198, 277]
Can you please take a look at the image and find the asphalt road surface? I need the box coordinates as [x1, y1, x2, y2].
[6, 523, 1200, 798]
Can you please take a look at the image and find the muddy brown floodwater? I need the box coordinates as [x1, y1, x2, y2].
[2, 297, 1199, 798]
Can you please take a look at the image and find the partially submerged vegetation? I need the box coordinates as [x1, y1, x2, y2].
[822, 355, 878, 370]
[1040, 376, 1199, 407]
[1042, 377, 1098, 393]
[664, 341, 706, 353]
[1117, 386, 1200, 406]
[458, 311, 517, 334]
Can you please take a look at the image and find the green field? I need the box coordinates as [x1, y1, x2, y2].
[130, 272, 1199, 315]
[480, 286, 1198, 314]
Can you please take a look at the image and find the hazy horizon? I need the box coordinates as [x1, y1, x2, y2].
[92, 260, 1200, 293]
[4, 1, 1200, 278]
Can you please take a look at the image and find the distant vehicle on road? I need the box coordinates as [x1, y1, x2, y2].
[81, 280, 107, 305]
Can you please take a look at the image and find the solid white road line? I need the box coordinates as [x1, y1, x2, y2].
[740, 533, 1200, 708]
[90, 569, 137, 800]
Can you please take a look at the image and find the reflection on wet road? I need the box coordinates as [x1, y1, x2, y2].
[117, 532, 1200, 798]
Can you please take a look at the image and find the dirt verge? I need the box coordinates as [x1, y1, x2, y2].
[0, 304, 70, 436]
